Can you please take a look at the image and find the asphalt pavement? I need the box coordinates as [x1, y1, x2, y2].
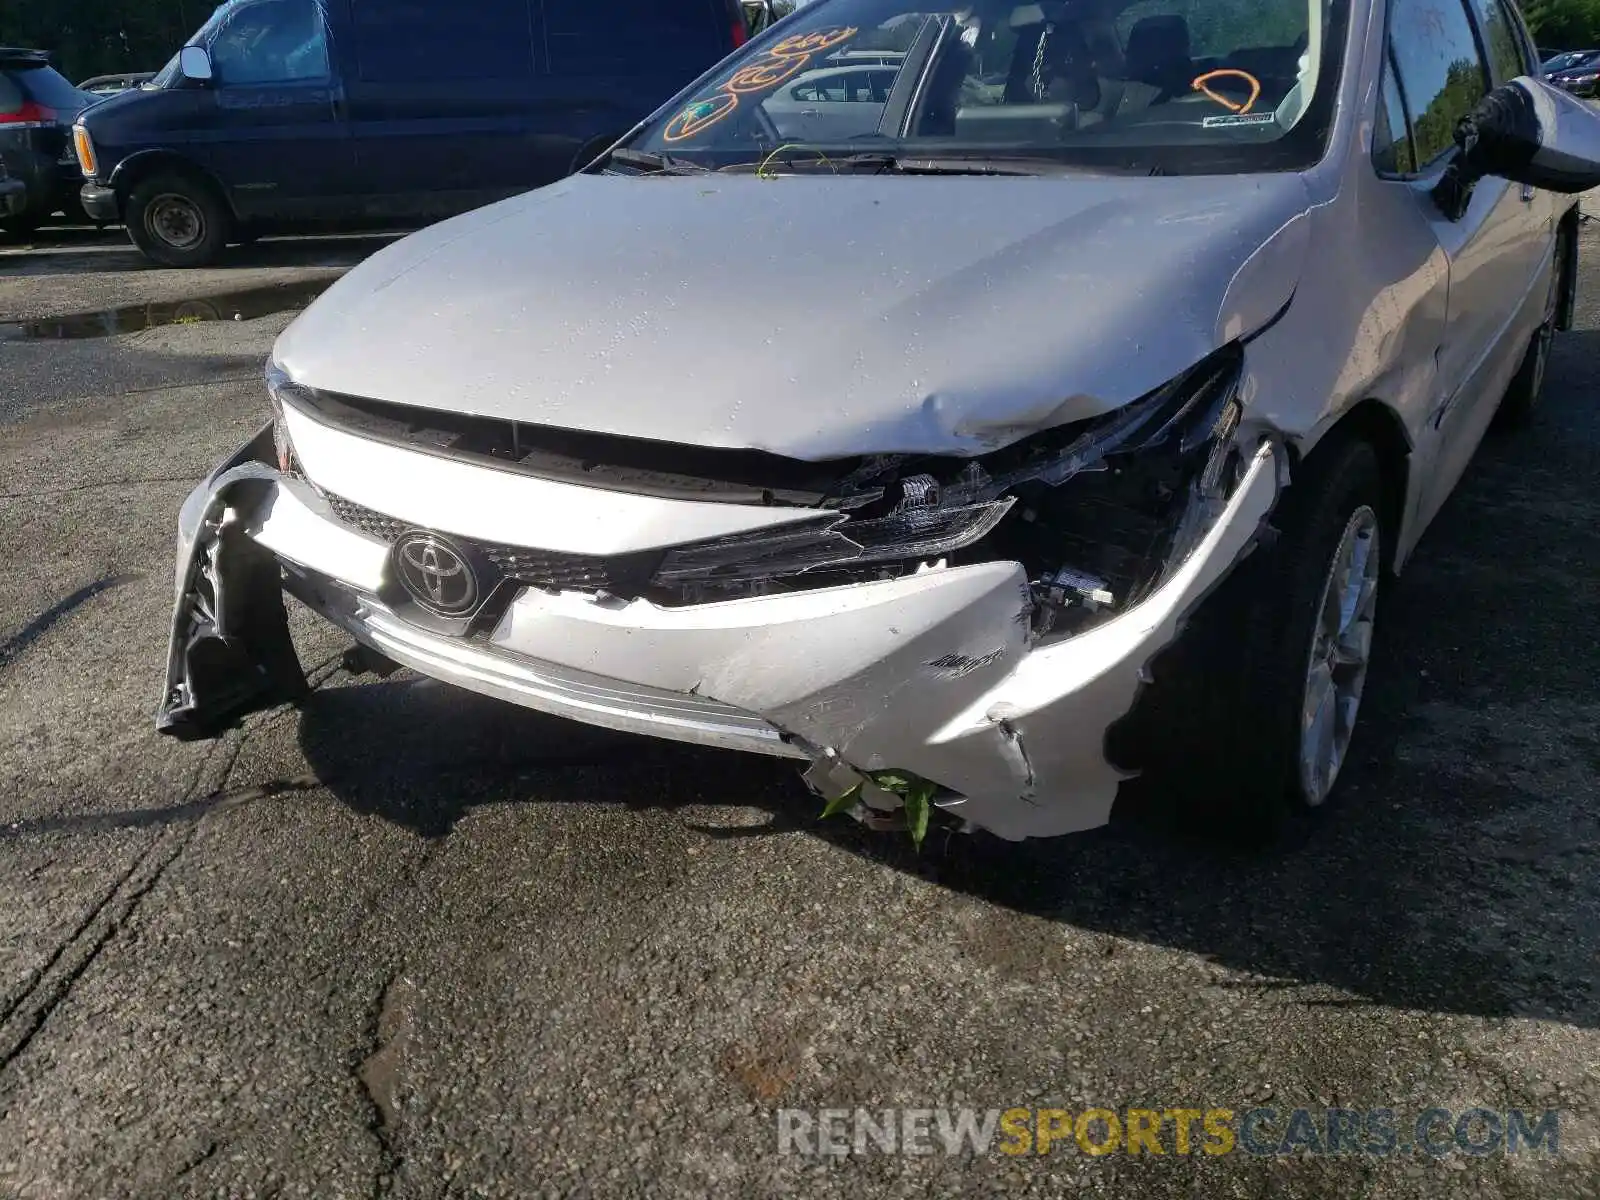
[0, 223, 1597, 1199]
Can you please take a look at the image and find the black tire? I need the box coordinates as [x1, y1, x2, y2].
[1125, 436, 1386, 847]
[1495, 223, 1570, 429]
[0, 212, 43, 239]
[125, 172, 232, 267]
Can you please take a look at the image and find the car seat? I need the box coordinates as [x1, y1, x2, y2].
[1123, 14, 1194, 100]
[1003, 20, 1100, 109]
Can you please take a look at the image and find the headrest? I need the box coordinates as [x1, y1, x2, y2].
[1125, 13, 1191, 63]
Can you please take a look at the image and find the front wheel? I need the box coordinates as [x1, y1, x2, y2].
[1226, 437, 1385, 838]
[1496, 223, 1571, 429]
[125, 173, 232, 267]
[1124, 436, 1387, 846]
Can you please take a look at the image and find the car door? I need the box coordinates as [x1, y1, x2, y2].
[345, 0, 544, 219]
[194, 0, 357, 220]
[1380, 0, 1553, 536]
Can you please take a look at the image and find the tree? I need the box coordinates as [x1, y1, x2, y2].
[0, 0, 195, 80]
[1521, 0, 1600, 50]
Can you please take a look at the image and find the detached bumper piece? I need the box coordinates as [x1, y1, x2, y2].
[157, 433, 309, 740]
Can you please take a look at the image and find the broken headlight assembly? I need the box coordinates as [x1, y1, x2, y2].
[650, 343, 1248, 635]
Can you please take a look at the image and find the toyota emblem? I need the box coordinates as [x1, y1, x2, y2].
[393, 532, 479, 617]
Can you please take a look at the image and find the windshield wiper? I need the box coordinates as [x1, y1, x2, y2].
[878, 155, 1138, 176]
[602, 147, 709, 175]
[720, 151, 1155, 177]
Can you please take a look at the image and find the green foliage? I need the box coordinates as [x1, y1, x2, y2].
[818, 768, 938, 851]
[1524, 0, 1600, 50]
[0, 0, 195, 80]
[818, 782, 862, 819]
[1409, 58, 1486, 163]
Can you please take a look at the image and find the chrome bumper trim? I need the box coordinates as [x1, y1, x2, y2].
[281, 568, 809, 761]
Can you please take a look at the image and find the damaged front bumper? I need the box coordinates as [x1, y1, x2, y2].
[159, 425, 310, 740]
[158, 423, 1281, 840]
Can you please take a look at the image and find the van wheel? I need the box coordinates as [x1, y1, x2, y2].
[126, 173, 232, 267]
[1496, 223, 1569, 429]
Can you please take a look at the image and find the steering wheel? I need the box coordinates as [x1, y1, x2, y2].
[1190, 68, 1262, 114]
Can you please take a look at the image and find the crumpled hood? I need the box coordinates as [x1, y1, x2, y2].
[275, 171, 1312, 459]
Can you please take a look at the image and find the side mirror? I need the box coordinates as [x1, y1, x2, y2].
[1438, 75, 1600, 216]
[178, 45, 214, 84]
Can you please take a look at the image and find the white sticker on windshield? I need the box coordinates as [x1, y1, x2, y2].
[1202, 112, 1277, 128]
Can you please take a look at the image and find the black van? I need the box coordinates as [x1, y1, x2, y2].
[74, 0, 748, 266]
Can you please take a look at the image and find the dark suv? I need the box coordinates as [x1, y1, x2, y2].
[0, 47, 98, 234]
[0, 154, 25, 218]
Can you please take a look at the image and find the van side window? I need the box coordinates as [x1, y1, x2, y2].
[1384, 0, 1489, 168]
[542, 0, 724, 76]
[208, 0, 331, 85]
[354, 0, 536, 81]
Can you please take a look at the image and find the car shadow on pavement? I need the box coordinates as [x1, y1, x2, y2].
[297, 331, 1599, 1030]
[295, 677, 815, 841]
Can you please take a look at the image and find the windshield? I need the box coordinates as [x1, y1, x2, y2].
[150, 0, 330, 88]
[150, 1, 232, 88]
[623, 0, 1346, 173]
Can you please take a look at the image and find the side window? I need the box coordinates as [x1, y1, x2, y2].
[1385, 0, 1490, 167]
[1373, 53, 1418, 175]
[791, 76, 840, 101]
[542, 0, 725, 77]
[1470, 0, 1532, 83]
[208, 0, 331, 85]
[354, 0, 535, 82]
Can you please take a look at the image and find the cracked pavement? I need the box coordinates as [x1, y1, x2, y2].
[0, 226, 1597, 1198]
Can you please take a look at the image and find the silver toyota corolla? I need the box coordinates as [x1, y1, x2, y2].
[158, 0, 1600, 844]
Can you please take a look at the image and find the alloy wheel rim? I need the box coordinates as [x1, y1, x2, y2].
[1299, 505, 1380, 806]
[1528, 234, 1564, 404]
[1530, 324, 1552, 400]
[146, 193, 204, 250]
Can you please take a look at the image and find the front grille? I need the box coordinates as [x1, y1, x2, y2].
[319, 490, 657, 595]
[482, 546, 625, 591]
[325, 493, 407, 542]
